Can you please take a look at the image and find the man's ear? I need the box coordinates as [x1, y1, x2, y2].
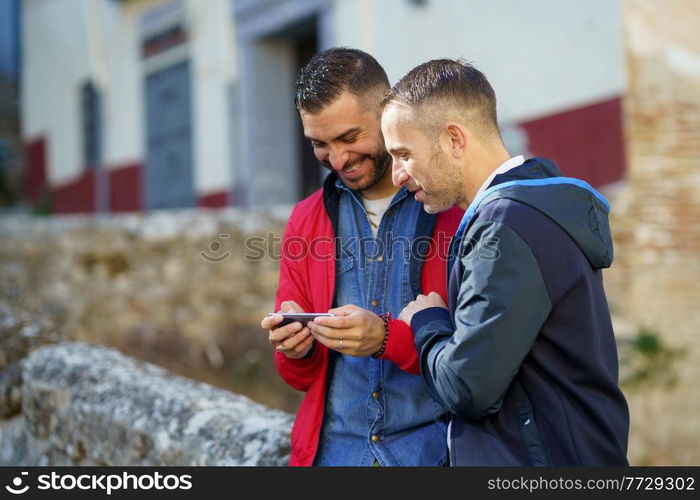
[444, 123, 468, 158]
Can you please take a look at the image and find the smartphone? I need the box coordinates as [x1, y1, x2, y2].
[267, 312, 335, 327]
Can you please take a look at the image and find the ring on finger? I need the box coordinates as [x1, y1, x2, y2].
[339, 339, 344, 350]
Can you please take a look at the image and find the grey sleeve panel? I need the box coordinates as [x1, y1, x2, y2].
[410, 306, 455, 408]
[416, 220, 552, 420]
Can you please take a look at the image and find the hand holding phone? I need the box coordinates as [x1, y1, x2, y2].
[260, 301, 318, 359]
[266, 312, 335, 327]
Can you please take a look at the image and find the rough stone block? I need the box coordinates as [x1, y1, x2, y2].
[18, 342, 293, 466]
[0, 363, 22, 419]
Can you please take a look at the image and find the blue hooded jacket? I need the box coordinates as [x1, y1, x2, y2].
[411, 157, 629, 465]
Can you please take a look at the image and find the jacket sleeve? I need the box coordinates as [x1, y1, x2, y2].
[376, 207, 463, 375]
[376, 319, 419, 374]
[273, 208, 326, 392]
[410, 220, 552, 419]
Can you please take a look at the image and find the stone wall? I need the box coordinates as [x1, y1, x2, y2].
[605, 0, 700, 464]
[0, 208, 302, 413]
[0, 342, 293, 466]
[0, 208, 305, 466]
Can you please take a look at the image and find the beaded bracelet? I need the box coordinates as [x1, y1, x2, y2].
[371, 312, 392, 358]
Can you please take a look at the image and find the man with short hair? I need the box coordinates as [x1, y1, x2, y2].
[261, 48, 462, 466]
[381, 59, 629, 465]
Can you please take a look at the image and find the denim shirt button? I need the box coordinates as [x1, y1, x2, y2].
[376, 255, 384, 262]
[371, 300, 379, 307]
[372, 391, 380, 399]
[371, 435, 380, 442]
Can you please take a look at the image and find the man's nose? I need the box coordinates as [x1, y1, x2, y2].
[392, 161, 409, 187]
[328, 147, 349, 171]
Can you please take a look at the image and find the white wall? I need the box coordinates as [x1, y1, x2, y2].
[22, 0, 238, 199]
[334, 0, 625, 123]
[22, 0, 155, 182]
[22, 0, 91, 184]
[188, 0, 235, 196]
[98, 0, 145, 169]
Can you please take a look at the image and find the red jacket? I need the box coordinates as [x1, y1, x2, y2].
[274, 175, 463, 466]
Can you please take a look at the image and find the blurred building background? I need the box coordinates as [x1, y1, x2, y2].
[0, 0, 21, 208]
[14, 0, 625, 213]
[1, 0, 699, 465]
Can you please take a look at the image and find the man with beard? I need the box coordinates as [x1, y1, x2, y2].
[382, 59, 629, 465]
[260, 48, 463, 466]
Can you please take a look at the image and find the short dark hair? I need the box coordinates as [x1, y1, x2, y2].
[384, 59, 499, 141]
[295, 47, 390, 114]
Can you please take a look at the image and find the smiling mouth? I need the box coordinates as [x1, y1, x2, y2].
[342, 158, 366, 173]
[407, 181, 425, 193]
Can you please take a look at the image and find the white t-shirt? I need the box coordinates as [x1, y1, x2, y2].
[362, 193, 395, 237]
[474, 155, 525, 199]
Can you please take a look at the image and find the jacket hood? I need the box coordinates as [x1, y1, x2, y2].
[472, 157, 613, 269]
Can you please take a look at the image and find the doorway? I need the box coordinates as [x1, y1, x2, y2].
[235, 0, 331, 206]
[144, 60, 195, 209]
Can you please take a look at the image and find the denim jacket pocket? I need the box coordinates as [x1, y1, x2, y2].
[334, 253, 359, 307]
[337, 255, 355, 275]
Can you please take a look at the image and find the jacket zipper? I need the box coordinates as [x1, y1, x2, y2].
[447, 417, 454, 465]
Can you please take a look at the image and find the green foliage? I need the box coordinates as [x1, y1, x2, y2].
[619, 327, 684, 388]
[31, 188, 52, 216]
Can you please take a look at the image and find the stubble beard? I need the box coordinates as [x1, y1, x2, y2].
[422, 146, 462, 214]
[352, 143, 391, 193]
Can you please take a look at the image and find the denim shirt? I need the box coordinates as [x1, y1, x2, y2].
[313, 179, 448, 466]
